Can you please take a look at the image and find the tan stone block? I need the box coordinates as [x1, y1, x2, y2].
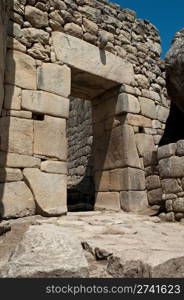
[0, 117, 33, 155]
[37, 63, 71, 97]
[116, 93, 140, 114]
[95, 171, 110, 192]
[159, 156, 184, 178]
[146, 175, 161, 191]
[4, 85, 21, 110]
[148, 188, 163, 205]
[110, 168, 146, 191]
[64, 23, 83, 38]
[0, 168, 23, 182]
[52, 32, 134, 85]
[0, 181, 36, 219]
[95, 192, 120, 211]
[156, 105, 169, 123]
[41, 160, 67, 174]
[0, 152, 41, 168]
[126, 113, 152, 127]
[33, 116, 67, 160]
[139, 97, 156, 119]
[94, 125, 141, 171]
[161, 179, 182, 194]
[23, 168, 67, 216]
[22, 90, 69, 118]
[120, 191, 148, 212]
[83, 18, 98, 34]
[5, 50, 36, 90]
[135, 134, 155, 157]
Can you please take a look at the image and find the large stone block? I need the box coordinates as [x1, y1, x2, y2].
[161, 179, 182, 194]
[34, 116, 67, 160]
[37, 63, 71, 97]
[146, 175, 161, 191]
[41, 160, 67, 174]
[52, 32, 134, 85]
[0, 117, 33, 155]
[139, 97, 156, 119]
[95, 192, 121, 211]
[25, 6, 48, 29]
[109, 168, 146, 191]
[173, 199, 184, 213]
[135, 134, 155, 157]
[3, 224, 89, 278]
[120, 191, 148, 212]
[159, 156, 184, 178]
[94, 125, 141, 171]
[5, 50, 36, 90]
[22, 90, 69, 119]
[0, 152, 41, 168]
[0, 181, 35, 219]
[116, 93, 140, 114]
[126, 113, 152, 128]
[23, 168, 67, 216]
[95, 171, 110, 192]
[156, 105, 169, 123]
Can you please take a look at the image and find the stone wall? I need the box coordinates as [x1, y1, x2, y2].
[0, 0, 171, 217]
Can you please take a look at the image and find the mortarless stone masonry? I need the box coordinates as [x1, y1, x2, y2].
[0, 0, 176, 219]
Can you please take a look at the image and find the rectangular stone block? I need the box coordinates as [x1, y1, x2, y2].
[52, 32, 134, 85]
[4, 85, 21, 110]
[110, 168, 146, 191]
[95, 192, 121, 211]
[159, 156, 184, 178]
[6, 110, 32, 119]
[23, 168, 67, 216]
[156, 105, 169, 123]
[0, 152, 41, 168]
[135, 133, 155, 157]
[22, 90, 69, 119]
[120, 191, 148, 212]
[116, 93, 140, 115]
[0, 181, 36, 219]
[139, 97, 156, 119]
[0, 168, 23, 182]
[161, 179, 182, 194]
[41, 160, 67, 174]
[94, 125, 141, 171]
[173, 198, 184, 213]
[37, 63, 71, 97]
[0, 117, 33, 155]
[126, 113, 152, 128]
[33, 116, 67, 160]
[5, 50, 36, 90]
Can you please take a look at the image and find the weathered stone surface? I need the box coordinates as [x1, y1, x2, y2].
[120, 191, 148, 212]
[176, 140, 184, 156]
[0, 168, 23, 182]
[41, 160, 67, 174]
[109, 168, 146, 191]
[52, 32, 134, 85]
[157, 143, 177, 160]
[147, 188, 163, 205]
[173, 199, 184, 212]
[37, 63, 71, 97]
[0, 182, 35, 219]
[4, 85, 21, 110]
[126, 113, 152, 128]
[0, 117, 33, 155]
[143, 150, 158, 167]
[135, 134, 155, 157]
[156, 105, 169, 123]
[95, 171, 110, 192]
[34, 116, 67, 160]
[83, 18, 98, 34]
[116, 93, 140, 114]
[22, 28, 49, 46]
[0, 152, 41, 168]
[23, 168, 67, 216]
[161, 179, 182, 194]
[25, 6, 48, 28]
[64, 23, 83, 38]
[95, 192, 120, 211]
[146, 175, 161, 191]
[94, 125, 141, 171]
[159, 156, 184, 178]
[139, 97, 156, 119]
[5, 50, 36, 90]
[6, 110, 32, 119]
[22, 90, 69, 118]
[2, 224, 89, 278]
